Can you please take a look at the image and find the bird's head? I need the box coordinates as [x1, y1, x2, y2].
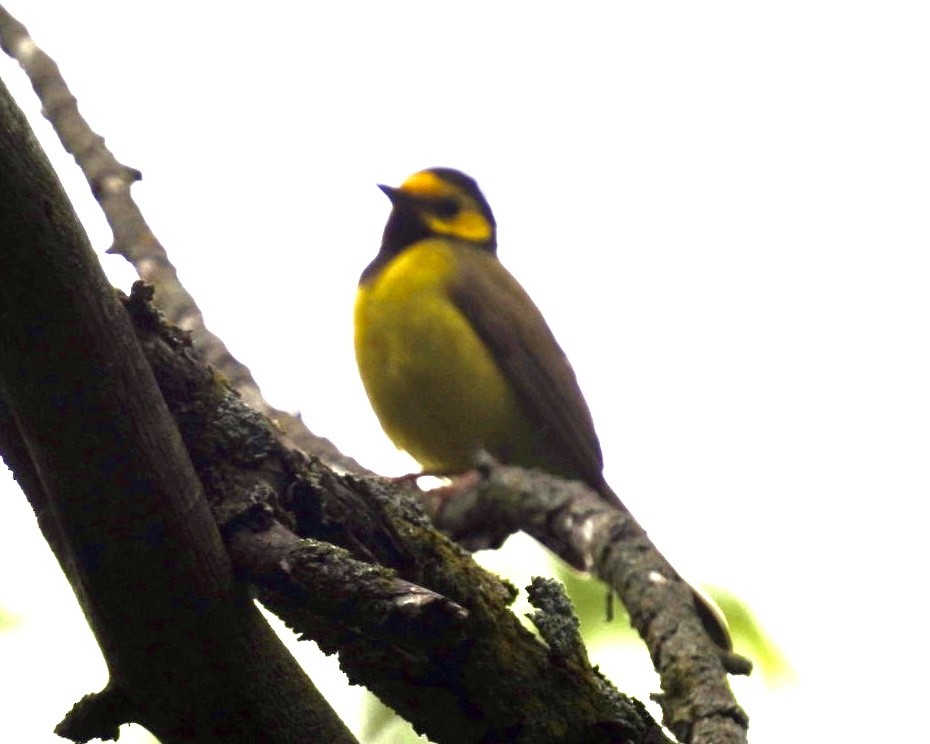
[379, 168, 497, 254]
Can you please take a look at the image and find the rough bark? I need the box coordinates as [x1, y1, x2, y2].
[0, 75, 356, 744]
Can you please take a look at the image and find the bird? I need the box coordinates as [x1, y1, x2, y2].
[354, 168, 620, 502]
[354, 167, 730, 649]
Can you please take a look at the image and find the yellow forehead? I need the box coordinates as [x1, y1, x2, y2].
[399, 171, 456, 198]
[395, 169, 493, 243]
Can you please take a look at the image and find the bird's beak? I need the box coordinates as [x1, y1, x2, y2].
[377, 184, 401, 203]
[378, 184, 423, 212]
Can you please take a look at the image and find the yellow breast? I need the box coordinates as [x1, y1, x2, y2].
[354, 240, 536, 473]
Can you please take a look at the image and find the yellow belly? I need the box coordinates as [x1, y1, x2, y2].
[354, 240, 537, 473]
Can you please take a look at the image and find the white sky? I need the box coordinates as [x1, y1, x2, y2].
[1, 2, 928, 742]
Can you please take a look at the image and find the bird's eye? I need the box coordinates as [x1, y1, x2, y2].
[433, 197, 460, 218]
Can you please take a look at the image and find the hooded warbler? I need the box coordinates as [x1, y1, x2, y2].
[354, 168, 730, 649]
[354, 167, 622, 507]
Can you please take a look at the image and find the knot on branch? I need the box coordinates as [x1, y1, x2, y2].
[55, 685, 133, 744]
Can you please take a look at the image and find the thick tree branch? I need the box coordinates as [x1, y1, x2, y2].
[0, 75, 356, 743]
[125, 283, 669, 743]
[215, 478, 470, 646]
[0, 6, 751, 742]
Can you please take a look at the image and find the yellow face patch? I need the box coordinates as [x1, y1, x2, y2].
[424, 210, 492, 242]
[399, 170, 493, 243]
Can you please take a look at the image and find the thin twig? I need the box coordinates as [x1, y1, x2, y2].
[0, 5, 361, 473]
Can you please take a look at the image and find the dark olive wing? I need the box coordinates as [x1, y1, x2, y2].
[450, 251, 736, 647]
[448, 246, 606, 489]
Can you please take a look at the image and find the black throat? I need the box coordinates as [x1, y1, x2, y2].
[360, 206, 432, 284]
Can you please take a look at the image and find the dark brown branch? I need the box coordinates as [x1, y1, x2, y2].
[215, 479, 470, 647]
[424, 462, 751, 744]
[125, 283, 670, 744]
[0, 5, 360, 474]
[0, 7, 750, 741]
[0, 73, 356, 743]
[55, 688, 130, 743]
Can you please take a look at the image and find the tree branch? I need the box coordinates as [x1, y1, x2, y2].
[0, 6, 751, 741]
[0, 4, 361, 474]
[216, 479, 471, 648]
[424, 462, 751, 743]
[125, 282, 669, 743]
[0, 72, 356, 743]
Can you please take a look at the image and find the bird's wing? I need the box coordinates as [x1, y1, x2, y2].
[448, 247, 606, 489]
[452, 250, 734, 649]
